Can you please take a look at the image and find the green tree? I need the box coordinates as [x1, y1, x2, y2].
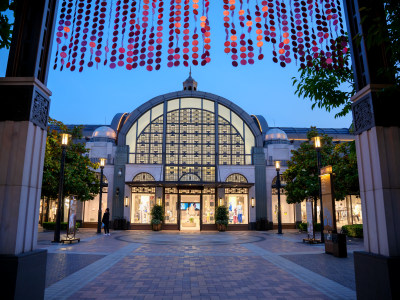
[41, 118, 99, 202]
[283, 127, 333, 205]
[329, 141, 360, 200]
[283, 127, 359, 204]
[0, 0, 15, 50]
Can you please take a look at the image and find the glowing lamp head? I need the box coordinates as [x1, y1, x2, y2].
[313, 136, 321, 149]
[61, 133, 71, 146]
[99, 158, 106, 168]
[275, 161, 281, 171]
[125, 196, 129, 207]
[251, 197, 255, 208]
[157, 197, 162, 206]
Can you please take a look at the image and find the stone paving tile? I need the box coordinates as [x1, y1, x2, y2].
[46, 253, 105, 287]
[281, 253, 357, 290]
[42, 229, 364, 300]
[132, 243, 253, 255]
[69, 255, 329, 300]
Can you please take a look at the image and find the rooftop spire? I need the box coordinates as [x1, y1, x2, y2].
[182, 68, 198, 91]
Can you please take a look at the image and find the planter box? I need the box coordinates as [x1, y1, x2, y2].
[152, 223, 161, 231]
[217, 224, 227, 232]
[325, 233, 347, 257]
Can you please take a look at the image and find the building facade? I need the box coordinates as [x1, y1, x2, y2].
[41, 75, 362, 230]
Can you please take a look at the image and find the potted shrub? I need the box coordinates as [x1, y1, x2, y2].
[216, 206, 229, 232]
[151, 204, 164, 231]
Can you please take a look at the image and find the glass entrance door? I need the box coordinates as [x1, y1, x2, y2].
[180, 195, 201, 231]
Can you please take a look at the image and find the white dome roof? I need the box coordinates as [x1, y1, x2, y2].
[92, 126, 117, 140]
[265, 128, 288, 141]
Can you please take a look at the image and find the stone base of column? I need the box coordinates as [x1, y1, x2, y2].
[354, 251, 400, 299]
[0, 249, 47, 300]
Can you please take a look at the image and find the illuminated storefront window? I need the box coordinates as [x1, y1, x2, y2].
[224, 187, 248, 225]
[130, 173, 156, 224]
[164, 188, 178, 224]
[131, 187, 156, 224]
[300, 195, 362, 228]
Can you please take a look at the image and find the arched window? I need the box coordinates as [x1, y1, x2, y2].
[180, 173, 201, 182]
[133, 172, 155, 182]
[226, 173, 248, 183]
[271, 176, 286, 195]
[125, 97, 256, 182]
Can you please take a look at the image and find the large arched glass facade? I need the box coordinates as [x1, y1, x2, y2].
[125, 97, 256, 182]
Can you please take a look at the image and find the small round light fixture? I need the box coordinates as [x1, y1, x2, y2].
[275, 161, 281, 172]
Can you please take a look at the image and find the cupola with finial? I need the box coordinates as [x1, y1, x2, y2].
[182, 67, 198, 91]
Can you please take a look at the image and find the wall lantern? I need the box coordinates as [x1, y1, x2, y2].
[251, 197, 255, 208]
[125, 196, 129, 207]
[157, 197, 162, 206]
[218, 197, 223, 206]
[118, 168, 122, 177]
[61, 133, 71, 146]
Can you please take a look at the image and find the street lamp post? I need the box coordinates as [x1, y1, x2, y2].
[53, 133, 70, 243]
[97, 158, 106, 234]
[275, 161, 282, 235]
[314, 136, 325, 243]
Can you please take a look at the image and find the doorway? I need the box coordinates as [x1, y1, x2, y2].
[180, 195, 201, 231]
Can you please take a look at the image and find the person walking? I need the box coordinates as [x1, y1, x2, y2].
[102, 208, 110, 236]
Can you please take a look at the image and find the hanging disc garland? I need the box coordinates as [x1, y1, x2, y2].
[53, 0, 348, 71]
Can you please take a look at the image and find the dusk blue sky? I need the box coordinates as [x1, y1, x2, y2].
[0, 2, 353, 129]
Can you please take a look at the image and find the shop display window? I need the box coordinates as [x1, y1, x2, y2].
[335, 199, 349, 228]
[131, 194, 155, 224]
[164, 194, 178, 224]
[202, 194, 215, 224]
[272, 195, 295, 223]
[351, 196, 362, 224]
[225, 194, 248, 224]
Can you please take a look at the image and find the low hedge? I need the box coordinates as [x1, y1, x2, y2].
[341, 224, 363, 238]
[42, 222, 81, 230]
[298, 222, 321, 232]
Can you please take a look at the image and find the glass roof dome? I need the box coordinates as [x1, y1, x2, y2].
[265, 128, 289, 144]
[92, 126, 117, 141]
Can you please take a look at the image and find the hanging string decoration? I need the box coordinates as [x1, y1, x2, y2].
[53, 0, 348, 71]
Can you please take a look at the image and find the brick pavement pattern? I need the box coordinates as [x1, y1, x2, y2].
[38, 229, 363, 300]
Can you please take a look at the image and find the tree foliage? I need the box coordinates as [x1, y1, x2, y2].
[283, 127, 359, 204]
[42, 118, 99, 201]
[0, 0, 14, 50]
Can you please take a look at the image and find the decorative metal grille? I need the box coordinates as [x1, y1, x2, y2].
[225, 188, 249, 194]
[131, 187, 156, 193]
[226, 173, 248, 183]
[127, 98, 256, 182]
[133, 172, 155, 182]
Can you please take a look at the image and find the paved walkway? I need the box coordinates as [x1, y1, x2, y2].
[37, 229, 364, 300]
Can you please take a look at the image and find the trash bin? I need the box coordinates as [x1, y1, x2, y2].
[325, 233, 347, 258]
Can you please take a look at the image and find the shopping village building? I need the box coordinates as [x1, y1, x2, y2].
[42, 75, 362, 230]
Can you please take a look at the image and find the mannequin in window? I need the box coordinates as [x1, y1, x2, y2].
[237, 201, 243, 223]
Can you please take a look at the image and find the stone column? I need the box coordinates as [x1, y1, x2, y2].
[343, 0, 400, 298]
[112, 146, 128, 220]
[253, 147, 268, 225]
[0, 0, 58, 298]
